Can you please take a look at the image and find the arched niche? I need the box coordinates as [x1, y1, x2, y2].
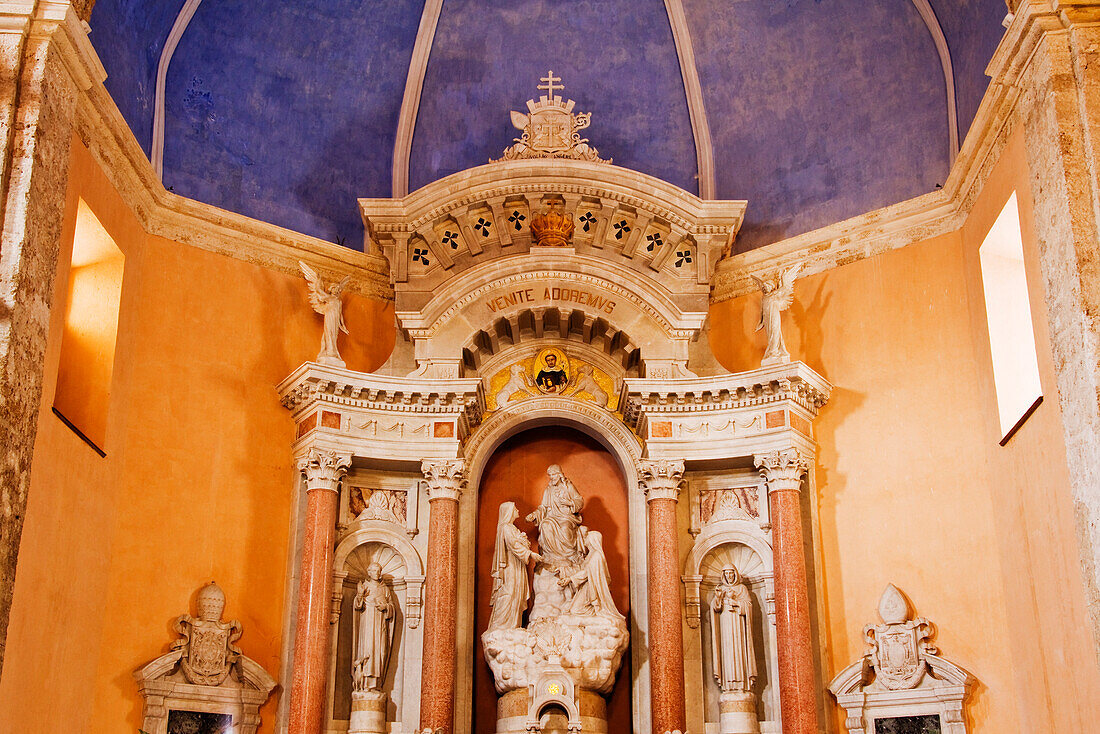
[683, 526, 780, 731]
[328, 522, 426, 731]
[456, 397, 652, 734]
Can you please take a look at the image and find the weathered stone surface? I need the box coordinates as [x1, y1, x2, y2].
[1017, 13, 1100, 665]
[0, 27, 77, 675]
[70, 0, 95, 22]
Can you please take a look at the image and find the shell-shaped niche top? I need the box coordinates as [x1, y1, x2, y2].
[701, 543, 767, 581]
[345, 541, 407, 580]
[878, 583, 911, 625]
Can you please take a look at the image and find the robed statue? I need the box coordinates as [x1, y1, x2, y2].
[487, 501, 542, 630]
[710, 567, 757, 693]
[299, 260, 351, 368]
[560, 528, 623, 621]
[352, 562, 396, 692]
[526, 464, 584, 568]
[752, 261, 802, 366]
[481, 465, 630, 704]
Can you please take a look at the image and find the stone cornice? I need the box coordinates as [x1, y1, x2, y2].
[710, 0, 1089, 304]
[53, 15, 393, 301]
[277, 361, 485, 421]
[618, 361, 831, 430]
[361, 159, 745, 236]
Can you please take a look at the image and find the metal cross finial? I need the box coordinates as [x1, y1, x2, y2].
[538, 70, 563, 100]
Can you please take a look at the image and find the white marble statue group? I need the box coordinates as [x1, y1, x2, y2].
[482, 465, 628, 696]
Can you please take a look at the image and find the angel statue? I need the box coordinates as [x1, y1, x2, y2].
[752, 261, 802, 366]
[299, 260, 351, 368]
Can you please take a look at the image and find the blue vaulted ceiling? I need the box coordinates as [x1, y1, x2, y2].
[88, 0, 1010, 251]
[410, 0, 697, 194]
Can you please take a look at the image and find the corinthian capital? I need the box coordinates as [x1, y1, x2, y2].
[299, 448, 352, 492]
[754, 449, 811, 493]
[422, 459, 466, 502]
[638, 458, 685, 502]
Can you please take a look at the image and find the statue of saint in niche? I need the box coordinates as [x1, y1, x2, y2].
[533, 348, 569, 393]
[525, 464, 584, 568]
[352, 562, 396, 692]
[487, 502, 543, 630]
[710, 567, 757, 693]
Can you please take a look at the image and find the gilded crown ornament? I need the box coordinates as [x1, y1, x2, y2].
[494, 71, 610, 163]
[529, 202, 575, 247]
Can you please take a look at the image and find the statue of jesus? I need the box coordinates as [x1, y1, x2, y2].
[525, 464, 584, 568]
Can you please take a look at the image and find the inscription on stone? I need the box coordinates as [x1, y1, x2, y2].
[484, 286, 616, 315]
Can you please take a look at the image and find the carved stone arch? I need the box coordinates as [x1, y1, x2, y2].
[686, 523, 773, 577]
[462, 308, 641, 376]
[333, 522, 425, 629]
[456, 396, 654, 729]
[403, 254, 704, 340]
[684, 523, 774, 630]
[463, 397, 642, 486]
[334, 522, 424, 575]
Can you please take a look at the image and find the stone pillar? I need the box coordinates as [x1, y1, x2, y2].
[639, 459, 687, 734]
[0, 2, 82, 675]
[754, 450, 817, 734]
[997, 0, 1100, 664]
[288, 449, 351, 734]
[419, 459, 466, 734]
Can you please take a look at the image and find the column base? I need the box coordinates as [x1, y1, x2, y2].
[719, 691, 760, 734]
[349, 690, 387, 734]
[494, 688, 608, 734]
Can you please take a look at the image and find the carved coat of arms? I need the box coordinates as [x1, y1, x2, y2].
[495, 71, 609, 163]
[171, 582, 243, 687]
[863, 583, 937, 690]
[177, 619, 242, 686]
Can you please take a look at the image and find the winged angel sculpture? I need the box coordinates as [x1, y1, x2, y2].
[753, 262, 802, 366]
[299, 260, 351, 368]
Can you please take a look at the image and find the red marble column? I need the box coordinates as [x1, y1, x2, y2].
[289, 449, 351, 734]
[639, 459, 687, 734]
[755, 450, 818, 734]
[419, 459, 466, 734]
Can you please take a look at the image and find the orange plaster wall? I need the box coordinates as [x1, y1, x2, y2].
[957, 129, 1100, 731]
[710, 127, 1100, 731]
[0, 136, 395, 734]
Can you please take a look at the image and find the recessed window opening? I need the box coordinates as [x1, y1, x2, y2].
[52, 199, 124, 455]
[979, 192, 1042, 444]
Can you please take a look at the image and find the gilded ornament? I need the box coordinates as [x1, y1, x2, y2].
[530, 203, 575, 248]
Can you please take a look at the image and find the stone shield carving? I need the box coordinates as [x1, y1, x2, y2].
[180, 619, 242, 686]
[863, 584, 936, 690]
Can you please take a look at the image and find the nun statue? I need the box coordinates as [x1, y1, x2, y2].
[487, 501, 542, 630]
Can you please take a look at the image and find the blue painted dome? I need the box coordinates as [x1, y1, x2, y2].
[89, 0, 1009, 251]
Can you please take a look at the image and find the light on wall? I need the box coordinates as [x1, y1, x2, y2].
[53, 199, 125, 454]
[978, 192, 1042, 444]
